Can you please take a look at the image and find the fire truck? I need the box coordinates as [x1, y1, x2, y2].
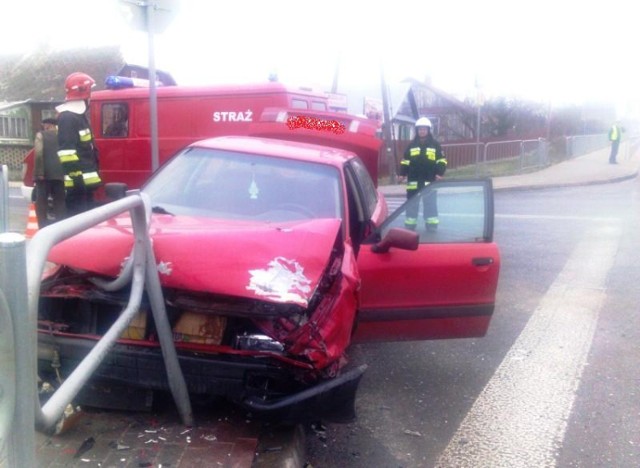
[22, 78, 382, 199]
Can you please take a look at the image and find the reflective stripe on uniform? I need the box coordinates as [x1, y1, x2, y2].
[426, 148, 436, 160]
[437, 158, 448, 165]
[409, 147, 420, 157]
[426, 217, 439, 225]
[406, 181, 418, 190]
[404, 217, 418, 226]
[83, 171, 102, 186]
[64, 175, 74, 188]
[400, 159, 410, 166]
[79, 128, 92, 142]
[58, 149, 79, 163]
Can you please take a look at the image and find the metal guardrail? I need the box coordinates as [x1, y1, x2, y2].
[1, 192, 194, 466]
[385, 137, 550, 179]
[565, 133, 609, 158]
[439, 139, 548, 174]
[439, 142, 484, 169]
[565, 133, 640, 161]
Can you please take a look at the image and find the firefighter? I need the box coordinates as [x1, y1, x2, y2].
[400, 117, 447, 231]
[608, 121, 622, 164]
[56, 72, 102, 216]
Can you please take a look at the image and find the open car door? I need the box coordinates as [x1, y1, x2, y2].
[353, 179, 500, 343]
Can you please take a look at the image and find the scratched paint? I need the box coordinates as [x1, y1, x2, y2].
[157, 261, 173, 275]
[247, 256, 312, 304]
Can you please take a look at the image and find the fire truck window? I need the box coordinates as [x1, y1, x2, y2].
[291, 99, 308, 109]
[311, 101, 327, 111]
[102, 103, 129, 138]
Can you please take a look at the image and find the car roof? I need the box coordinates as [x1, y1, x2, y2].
[189, 136, 357, 168]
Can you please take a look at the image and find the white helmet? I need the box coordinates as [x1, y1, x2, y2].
[415, 117, 432, 128]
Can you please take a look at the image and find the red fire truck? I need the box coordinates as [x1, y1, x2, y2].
[22, 79, 382, 198]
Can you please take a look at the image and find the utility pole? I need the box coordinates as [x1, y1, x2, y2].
[475, 77, 483, 176]
[145, 3, 160, 173]
[331, 55, 341, 94]
[380, 65, 397, 184]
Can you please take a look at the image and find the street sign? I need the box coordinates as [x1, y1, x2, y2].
[119, 0, 179, 34]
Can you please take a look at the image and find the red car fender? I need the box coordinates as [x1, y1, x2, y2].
[256, 242, 360, 370]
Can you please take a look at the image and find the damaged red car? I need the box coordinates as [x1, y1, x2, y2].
[37, 136, 500, 423]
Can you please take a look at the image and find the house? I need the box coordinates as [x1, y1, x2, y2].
[349, 78, 477, 179]
[0, 46, 126, 177]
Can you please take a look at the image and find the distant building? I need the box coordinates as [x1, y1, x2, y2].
[366, 78, 476, 179]
[0, 100, 62, 174]
[388, 78, 476, 143]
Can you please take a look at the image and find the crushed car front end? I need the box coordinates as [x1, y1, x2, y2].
[37, 217, 364, 422]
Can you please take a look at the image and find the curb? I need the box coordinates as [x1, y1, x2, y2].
[379, 169, 639, 197]
[492, 171, 639, 192]
[253, 424, 306, 468]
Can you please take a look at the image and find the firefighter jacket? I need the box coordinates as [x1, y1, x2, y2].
[57, 102, 101, 190]
[34, 129, 64, 181]
[400, 135, 447, 191]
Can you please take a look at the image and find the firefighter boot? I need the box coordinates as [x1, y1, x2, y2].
[404, 217, 418, 231]
[426, 217, 439, 232]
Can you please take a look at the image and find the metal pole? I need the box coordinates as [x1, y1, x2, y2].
[0, 288, 16, 463]
[380, 65, 397, 184]
[146, 2, 160, 173]
[475, 104, 482, 176]
[0, 232, 35, 468]
[144, 239, 193, 426]
[0, 165, 9, 232]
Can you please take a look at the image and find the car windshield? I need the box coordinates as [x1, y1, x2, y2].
[143, 147, 343, 222]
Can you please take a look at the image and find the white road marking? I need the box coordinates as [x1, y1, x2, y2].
[436, 226, 621, 468]
[496, 213, 622, 222]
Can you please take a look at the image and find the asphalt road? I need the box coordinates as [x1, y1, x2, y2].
[305, 177, 640, 467]
[5, 177, 640, 467]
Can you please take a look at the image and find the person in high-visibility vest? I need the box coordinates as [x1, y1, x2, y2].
[56, 72, 102, 216]
[399, 117, 447, 231]
[608, 122, 622, 164]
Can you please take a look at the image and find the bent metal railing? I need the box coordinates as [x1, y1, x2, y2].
[1, 192, 193, 465]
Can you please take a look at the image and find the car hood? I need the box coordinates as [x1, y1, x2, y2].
[49, 215, 343, 307]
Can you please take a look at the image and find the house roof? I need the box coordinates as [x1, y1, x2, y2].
[0, 45, 126, 102]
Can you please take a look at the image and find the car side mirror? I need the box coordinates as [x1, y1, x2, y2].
[371, 227, 419, 254]
[104, 182, 128, 201]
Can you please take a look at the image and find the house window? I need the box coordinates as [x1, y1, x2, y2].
[0, 115, 28, 139]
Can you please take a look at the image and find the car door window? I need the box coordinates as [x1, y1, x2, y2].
[347, 157, 378, 218]
[373, 180, 494, 244]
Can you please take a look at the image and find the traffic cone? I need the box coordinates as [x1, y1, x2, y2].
[25, 202, 39, 239]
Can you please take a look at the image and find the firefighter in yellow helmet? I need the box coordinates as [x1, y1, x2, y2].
[400, 117, 447, 231]
[56, 72, 102, 216]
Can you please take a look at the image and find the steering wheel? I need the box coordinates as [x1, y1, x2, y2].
[274, 203, 316, 218]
